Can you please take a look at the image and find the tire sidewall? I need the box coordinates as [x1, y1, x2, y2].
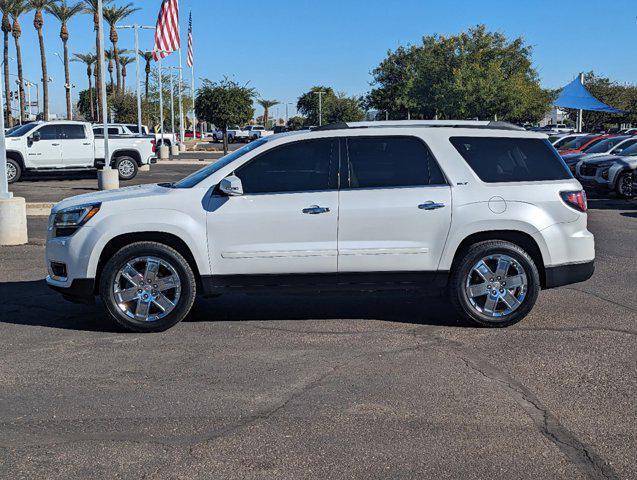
[452, 241, 540, 327]
[6, 158, 21, 184]
[116, 156, 138, 181]
[616, 172, 634, 199]
[100, 242, 196, 332]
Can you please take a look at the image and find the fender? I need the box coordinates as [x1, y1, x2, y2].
[83, 208, 211, 278]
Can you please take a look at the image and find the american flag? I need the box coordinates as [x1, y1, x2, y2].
[152, 0, 180, 61]
[186, 12, 194, 67]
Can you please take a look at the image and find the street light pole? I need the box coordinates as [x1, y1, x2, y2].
[314, 91, 325, 126]
[53, 52, 72, 120]
[117, 25, 155, 134]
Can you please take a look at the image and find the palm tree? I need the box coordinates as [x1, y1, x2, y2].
[0, 0, 13, 126]
[46, 0, 83, 120]
[257, 99, 279, 129]
[28, 0, 58, 120]
[72, 52, 95, 120]
[83, 0, 112, 119]
[10, 0, 28, 123]
[119, 55, 133, 92]
[138, 50, 152, 98]
[104, 47, 114, 89]
[103, 2, 137, 93]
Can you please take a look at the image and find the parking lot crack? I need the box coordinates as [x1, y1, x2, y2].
[455, 350, 619, 480]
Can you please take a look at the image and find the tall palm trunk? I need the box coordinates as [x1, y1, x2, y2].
[121, 69, 126, 92]
[2, 15, 12, 127]
[144, 59, 150, 98]
[12, 20, 25, 123]
[86, 65, 94, 120]
[62, 39, 70, 119]
[113, 44, 120, 91]
[34, 10, 49, 120]
[107, 58, 113, 89]
[93, 12, 102, 120]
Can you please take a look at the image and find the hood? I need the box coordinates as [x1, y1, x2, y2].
[52, 183, 171, 213]
[561, 153, 585, 165]
[580, 154, 619, 167]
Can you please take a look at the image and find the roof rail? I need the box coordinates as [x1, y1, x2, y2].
[312, 120, 525, 132]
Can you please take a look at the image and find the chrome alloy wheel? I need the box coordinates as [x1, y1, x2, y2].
[465, 254, 528, 318]
[618, 173, 634, 197]
[118, 159, 135, 178]
[6, 162, 17, 182]
[112, 256, 181, 322]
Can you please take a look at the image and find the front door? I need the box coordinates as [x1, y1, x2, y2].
[206, 138, 339, 275]
[26, 124, 61, 168]
[338, 136, 452, 272]
[59, 124, 94, 167]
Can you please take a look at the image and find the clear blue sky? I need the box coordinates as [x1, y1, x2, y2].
[10, 0, 637, 118]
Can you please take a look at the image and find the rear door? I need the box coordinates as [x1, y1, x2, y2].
[60, 124, 93, 167]
[338, 136, 452, 272]
[26, 124, 62, 167]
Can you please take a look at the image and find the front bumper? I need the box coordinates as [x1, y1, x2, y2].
[544, 261, 594, 289]
[46, 276, 95, 304]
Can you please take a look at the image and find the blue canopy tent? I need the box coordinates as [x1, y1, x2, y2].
[554, 74, 626, 131]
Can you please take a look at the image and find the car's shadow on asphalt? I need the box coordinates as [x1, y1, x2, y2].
[0, 280, 469, 332]
[587, 197, 637, 210]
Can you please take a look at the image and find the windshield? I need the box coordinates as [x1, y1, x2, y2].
[172, 139, 268, 188]
[6, 123, 39, 137]
[585, 137, 628, 154]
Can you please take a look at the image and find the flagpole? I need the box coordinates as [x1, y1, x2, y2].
[158, 55, 164, 146]
[178, 46, 185, 149]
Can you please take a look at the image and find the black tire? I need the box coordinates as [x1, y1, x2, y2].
[616, 171, 635, 199]
[115, 156, 138, 181]
[99, 241, 197, 333]
[6, 158, 21, 184]
[449, 240, 540, 328]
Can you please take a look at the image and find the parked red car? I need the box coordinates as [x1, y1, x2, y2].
[558, 134, 613, 155]
[180, 130, 202, 140]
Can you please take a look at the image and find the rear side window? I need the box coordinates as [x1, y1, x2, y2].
[59, 124, 86, 139]
[235, 138, 337, 194]
[450, 137, 571, 183]
[346, 136, 446, 189]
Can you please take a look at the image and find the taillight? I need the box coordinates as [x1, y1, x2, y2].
[560, 190, 587, 212]
[151, 139, 156, 153]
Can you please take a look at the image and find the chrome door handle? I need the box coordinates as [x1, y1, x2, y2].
[302, 205, 330, 214]
[418, 201, 445, 210]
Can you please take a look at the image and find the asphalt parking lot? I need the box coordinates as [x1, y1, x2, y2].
[0, 173, 635, 478]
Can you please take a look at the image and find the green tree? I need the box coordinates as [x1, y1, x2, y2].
[47, 0, 83, 120]
[83, 0, 113, 119]
[72, 52, 95, 120]
[0, 0, 13, 126]
[138, 50, 153, 98]
[9, 0, 28, 122]
[286, 115, 306, 130]
[297, 85, 365, 126]
[119, 55, 133, 92]
[195, 78, 255, 154]
[103, 2, 137, 93]
[367, 25, 551, 123]
[28, 0, 58, 121]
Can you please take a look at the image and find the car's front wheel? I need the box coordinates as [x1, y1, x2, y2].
[450, 240, 540, 327]
[99, 242, 197, 332]
[6, 158, 21, 183]
[616, 171, 635, 199]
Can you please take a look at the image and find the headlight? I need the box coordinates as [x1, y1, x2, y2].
[49, 203, 101, 237]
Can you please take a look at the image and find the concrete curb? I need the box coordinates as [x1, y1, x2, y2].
[27, 202, 54, 216]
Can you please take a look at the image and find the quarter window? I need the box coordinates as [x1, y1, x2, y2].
[450, 137, 572, 183]
[235, 139, 337, 194]
[345, 136, 446, 189]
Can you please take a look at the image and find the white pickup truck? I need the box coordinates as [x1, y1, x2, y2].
[5, 121, 156, 183]
[97, 123, 178, 148]
[244, 125, 274, 141]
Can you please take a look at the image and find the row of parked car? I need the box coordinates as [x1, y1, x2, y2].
[551, 132, 637, 198]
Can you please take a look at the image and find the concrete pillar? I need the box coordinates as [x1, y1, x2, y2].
[139, 164, 150, 172]
[179, 143, 187, 152]
[159, 145, 169, 160]
[97, 168, 119, 190]
[170, 145, 180, 157]
[0, 196, 28, 245]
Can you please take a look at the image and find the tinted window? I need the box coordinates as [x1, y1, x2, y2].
[559, 135, 597, 150]
[346, 136, 446, 189]
[59, 124, 86, 139]
[235, 139, 336, 194]
[450, 137, 571, 183]
[126, 125, 139, 133]
[585, 137, 627, 154]
[38, 125, 59, 140]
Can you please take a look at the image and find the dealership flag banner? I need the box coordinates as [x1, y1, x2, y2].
[153, 0, 180, 61]
[186, 12, 194, 67]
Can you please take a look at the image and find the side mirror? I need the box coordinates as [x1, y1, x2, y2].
[219, 175, 244, 196]
[32, 131, 41, 142]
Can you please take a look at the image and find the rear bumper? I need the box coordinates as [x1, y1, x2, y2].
[544, 261, 594, 289]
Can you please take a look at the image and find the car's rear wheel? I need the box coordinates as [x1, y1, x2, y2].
[450, 240, 540, 327]
[6, 158, 21, 183]
[616, 171, 635, 199]
[115, 156, 138, 181]
[99, 242, 197, 332]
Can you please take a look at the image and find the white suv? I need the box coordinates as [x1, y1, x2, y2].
[45, 120, 595, 332]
